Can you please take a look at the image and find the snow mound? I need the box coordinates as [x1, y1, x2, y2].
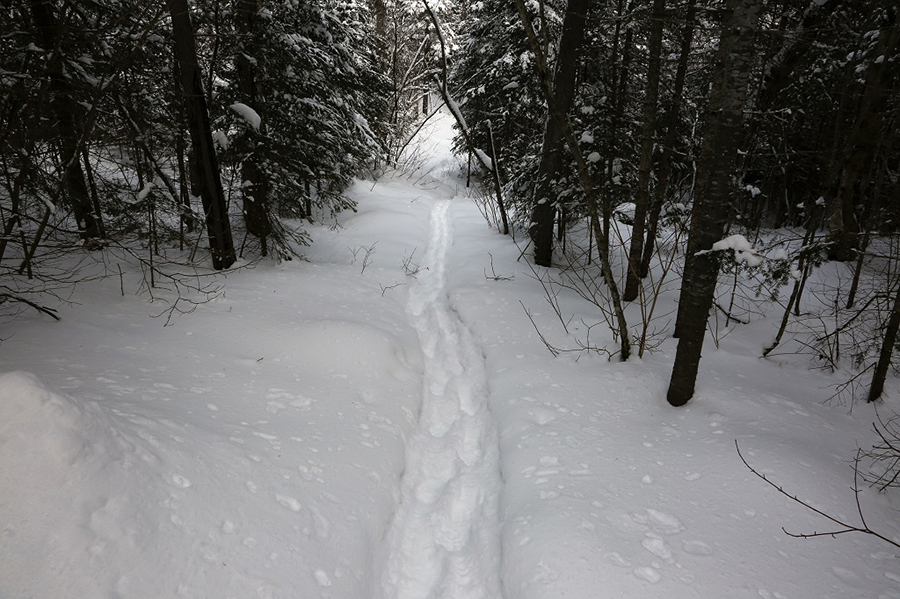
[0, 371, 128, 491]
[0, 371, 143, 597]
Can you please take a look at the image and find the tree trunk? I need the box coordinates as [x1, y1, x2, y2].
[623, 0, 666, 301]
[235, 0, 271, 256]
[168, 0, 236, 270]
[640, 0, 696, 278]
[667, 0, 761, 406]
[827, 8, 899, 261]
[515, 0, 631, 360]
[529, 0, 589, 266]
[30, 0, 101, 242]
[868, 281, 900, 403]
[487, 120, 510, 235]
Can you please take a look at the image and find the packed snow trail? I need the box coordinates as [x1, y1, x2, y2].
[380, 200, 504, 599]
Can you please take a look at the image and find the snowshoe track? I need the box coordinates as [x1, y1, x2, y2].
[379, 199, 503, 599]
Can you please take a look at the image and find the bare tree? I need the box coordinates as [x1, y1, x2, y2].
[640, 0, 696, 280]
[738, 441, 900, 551]
[514, 0, 631, 360]
[623, 0, 665, 302]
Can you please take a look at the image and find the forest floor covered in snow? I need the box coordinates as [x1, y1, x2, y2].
[2, 112, 900, 599]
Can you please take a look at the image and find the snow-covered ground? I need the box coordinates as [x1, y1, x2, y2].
[2, 111, 900, 599]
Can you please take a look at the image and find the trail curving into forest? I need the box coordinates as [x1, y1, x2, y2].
[379, 199, 504, 599]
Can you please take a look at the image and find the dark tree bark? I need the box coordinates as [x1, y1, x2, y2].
[827, 6, 899, 261]
[667, 0, 762, 406]
[869, 279, 900, 402]
[640, 0, 696, 278]
[623, 0, 666, 301]
[167, 0, 236, 270]
[30, 0, 102, 242]
[755, 0, 839, 113]
[235, 0, 271, 257]
[529, 0, 589, 267]
[486, 120, 510, 235]
[602, 0, 634, 262]
[515, 0, 631, 360]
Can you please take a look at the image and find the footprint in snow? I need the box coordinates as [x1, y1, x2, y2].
[170, 474, 191, 488]
[633, 566, 661, 583]
[314, 569, 332, 587]
[606, 552, 631, 567]
[642, 534, 674, 563]
[645, 508, 684, 535]
[682, 540, 712, 556]
[266, 401, 286, 414]
[275, 494, 302, 512]
[529, 407, 556, 425]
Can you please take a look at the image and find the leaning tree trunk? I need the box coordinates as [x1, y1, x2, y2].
[667, 0, 761, 407]
[168, 0, 236, 270]
[235, 0, 271, 257]
[423, 1, 509, 235]
[623, 0, 665, 301]
[529, 0, 589, 267]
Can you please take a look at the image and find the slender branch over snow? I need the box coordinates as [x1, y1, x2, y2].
[736, 440, 900, 550]
[422, 0, 509, 234]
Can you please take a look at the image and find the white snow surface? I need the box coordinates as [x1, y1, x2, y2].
[3, 111, 900, 599]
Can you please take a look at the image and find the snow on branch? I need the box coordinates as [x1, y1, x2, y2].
[230, 102, 261, 130]
[696, 233, 763, 267]
[422, 0, 490, 174]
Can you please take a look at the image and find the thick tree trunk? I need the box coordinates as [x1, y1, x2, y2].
[623, 0, 665, 301]
[529, 0, 589, 266]
[667, 0, 761, 406]
[235, 0, 271, 256]
[168, 0, 236, 270]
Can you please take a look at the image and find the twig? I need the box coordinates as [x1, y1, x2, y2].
[484, 253, 514, 281]
[714, 300, 749, 324]
[521, 300, 559, 357]
[736, 440, 900, 549]
[380, 282, 403, 296]
[0, 292, 60, 321]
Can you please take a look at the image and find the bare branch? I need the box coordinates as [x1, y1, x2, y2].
[736, 440, 900, 550]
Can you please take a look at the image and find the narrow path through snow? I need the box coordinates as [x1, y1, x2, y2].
[379, 200, 504, 599]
